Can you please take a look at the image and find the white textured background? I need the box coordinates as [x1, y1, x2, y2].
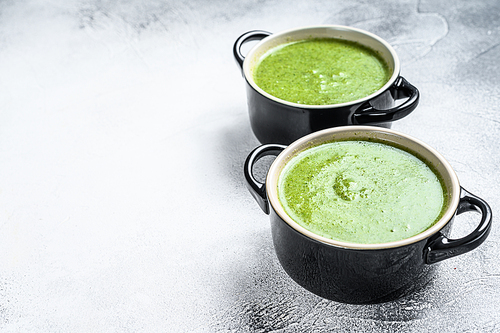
[0, 0, 499, 331]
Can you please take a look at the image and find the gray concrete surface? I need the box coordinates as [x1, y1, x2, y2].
[0, 0, 499, 331]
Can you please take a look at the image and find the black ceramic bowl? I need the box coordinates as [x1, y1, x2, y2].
[234, 25, 420, 144]
[244, 126, 492, 304]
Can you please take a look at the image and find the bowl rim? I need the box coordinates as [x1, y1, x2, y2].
[266, 126, 461, 250]
[242, 24, 401, 109]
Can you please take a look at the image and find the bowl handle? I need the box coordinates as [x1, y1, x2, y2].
[425, 187, 492, 264]
[233, 30, 272, 71]
[353, 76, 419, 125]
[244, 144, 286, 214]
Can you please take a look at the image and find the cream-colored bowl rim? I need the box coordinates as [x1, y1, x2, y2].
[243, 25, 401, 109]
[266, 126, 461, 250]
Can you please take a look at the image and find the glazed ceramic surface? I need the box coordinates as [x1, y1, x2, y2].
[244, 126, 492, 303]
[234, 26, 420, 144]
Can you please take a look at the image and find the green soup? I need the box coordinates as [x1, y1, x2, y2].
[278, 140, 446, 244]
[253, 38, 391, 105]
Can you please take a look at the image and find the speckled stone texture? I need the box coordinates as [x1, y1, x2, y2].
[0, 0, 498, 332]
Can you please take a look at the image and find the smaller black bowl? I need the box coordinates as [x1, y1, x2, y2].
[234, 25, 420, 144]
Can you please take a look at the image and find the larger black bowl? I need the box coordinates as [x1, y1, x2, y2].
[244, 126, 492, 304]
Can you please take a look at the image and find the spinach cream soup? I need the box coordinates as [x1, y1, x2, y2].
[253, 38, 391, 105]
[278, 140, 446, 244]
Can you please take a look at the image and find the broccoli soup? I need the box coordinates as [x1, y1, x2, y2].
[253, 38, 391, 105]
[277, 140, 446, 244]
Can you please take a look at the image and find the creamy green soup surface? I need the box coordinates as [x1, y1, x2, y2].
[278, 140, 446, 244]
[253, 38, 391, 105]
